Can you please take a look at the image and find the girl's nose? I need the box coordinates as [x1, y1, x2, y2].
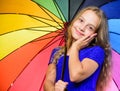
[79, 25, 85, 32]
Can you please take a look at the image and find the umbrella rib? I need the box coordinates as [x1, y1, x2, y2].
[27, 29, 55, 32]
[26, 27, 63, 33]
[53, 0, 67, 22]
[28, 14, 63, 26]
[0, 26, 62, 36]
[0, 35, 60, 61]
[38, 5, 64, 29]
[99, 1, 114, 7]
[29, 15, 62, 30]
[109, 31, 120, 35]
[31, 33, 64, 42]
[40, 36, 64, 52]
[68, 0, 70, 21]
[0, 29, 19, 36]
[38, 74, 46, 91]
[112, 48, 120, 55]
[31, 0, 64, 27]
[25, 27, 64, 42]
[0, 12, 63, 31]
[0, 13, 62, 36]
[59, 36, 65, 46]
[112, 77, 120, 90]
[70, 0, 86, 21]
[35, 31, 64, 52]
[0, 13, 63, 24]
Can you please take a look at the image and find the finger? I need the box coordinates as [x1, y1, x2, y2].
[81, 33, 97, 41]
[77, 35, 90, 44]
[65, 82, 68, 86]
[82, 35, 91, 40]
[56, 80, 68, 88]
[55, 84, 66, 90]
[86, 36, 95, 43]
[85, 33, 97, 42]
[90, 33, 97, 37]
[84, 36, 93, 42]
[59, 81, 68, 87]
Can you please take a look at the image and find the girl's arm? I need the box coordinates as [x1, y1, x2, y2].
[44, 63, 56, 91]
[69, 47, 98, 82]
[68, 34, 99, 82]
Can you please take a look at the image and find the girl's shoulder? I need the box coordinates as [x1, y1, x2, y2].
[48, 46, 62, 64]
[80, 46, 105, 65]
[51, 46, 64, 57]
[82, 45, 104, 52]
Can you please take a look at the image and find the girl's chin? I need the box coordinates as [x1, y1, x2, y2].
[73, 36, 83, 40]
[72, 37, 81, 41]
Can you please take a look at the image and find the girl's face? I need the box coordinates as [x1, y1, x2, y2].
[71, 10, 100, 40]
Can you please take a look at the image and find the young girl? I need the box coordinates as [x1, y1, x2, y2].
[44, 6, 111, 91]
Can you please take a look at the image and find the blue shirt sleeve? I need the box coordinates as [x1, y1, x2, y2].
[83, 46, 105, 66]
[48, 47, 60, 64]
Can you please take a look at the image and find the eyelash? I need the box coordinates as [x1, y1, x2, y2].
[89, 26, 93, 30]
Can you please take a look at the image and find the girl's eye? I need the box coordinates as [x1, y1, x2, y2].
[79, 18, 83, 22]
[88, 26, 95, 31]
[89, 27, 93, 30]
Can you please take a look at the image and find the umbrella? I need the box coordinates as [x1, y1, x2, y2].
[0, 0, 119, 91]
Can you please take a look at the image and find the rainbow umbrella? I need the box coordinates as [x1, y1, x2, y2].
[0, 0, 119, 91]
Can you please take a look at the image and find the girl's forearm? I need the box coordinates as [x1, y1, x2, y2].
[44, 64, 56, 91]
[69, 47, 84, 82]
[44, 81, 55, 91]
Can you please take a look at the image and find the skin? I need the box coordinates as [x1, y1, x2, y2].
[44, 10, 100, 91]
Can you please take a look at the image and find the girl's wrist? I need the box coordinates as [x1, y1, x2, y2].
[71, 45, 80, 52]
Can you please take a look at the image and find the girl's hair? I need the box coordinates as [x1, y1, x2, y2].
[53, 6, 111, 91]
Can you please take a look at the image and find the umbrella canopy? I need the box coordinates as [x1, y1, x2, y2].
[0, 0, 119, 91]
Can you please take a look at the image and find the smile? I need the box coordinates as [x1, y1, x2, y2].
[75, 29, 84, 36]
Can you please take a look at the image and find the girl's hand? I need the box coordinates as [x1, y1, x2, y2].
[55, 80, 68, 91]
[72, 33, 97, 50]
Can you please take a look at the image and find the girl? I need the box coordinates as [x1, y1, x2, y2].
[44, 6, 111, 91]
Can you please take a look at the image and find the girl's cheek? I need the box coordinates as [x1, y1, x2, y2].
[85, 31, 94, 36]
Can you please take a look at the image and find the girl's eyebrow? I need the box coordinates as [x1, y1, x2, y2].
[80, 16, 96, 29]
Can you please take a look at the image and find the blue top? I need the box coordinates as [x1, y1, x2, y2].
[49, 46, 105, 91]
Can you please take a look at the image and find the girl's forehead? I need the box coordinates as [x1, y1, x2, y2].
[80, 10, 100, 28]
[80, 10, 96, 16]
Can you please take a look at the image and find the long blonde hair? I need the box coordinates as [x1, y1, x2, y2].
[54, 6, 111, 91]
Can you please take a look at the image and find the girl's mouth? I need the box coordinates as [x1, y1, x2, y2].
[75, 29, 84, 36]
